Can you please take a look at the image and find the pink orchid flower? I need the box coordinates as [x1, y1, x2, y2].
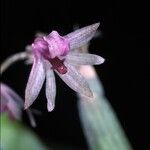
[25, 23, 105, 111]
[1, 83, 36, 126]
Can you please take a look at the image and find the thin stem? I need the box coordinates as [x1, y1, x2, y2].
[1, 52, 28, 75]
[26, 109, 36, 128]
[77, 45, 133, 150]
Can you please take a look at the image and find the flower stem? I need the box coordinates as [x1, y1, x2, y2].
[1, 52, 28, 75]
[78, 66, 133, 150]
[76, 43, 133, 150]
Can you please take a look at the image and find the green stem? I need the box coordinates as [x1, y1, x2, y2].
[77, 66, 133, 150]
[1, 52, 28, 75]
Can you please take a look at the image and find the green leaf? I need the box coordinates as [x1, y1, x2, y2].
[0, 113, 48, 150]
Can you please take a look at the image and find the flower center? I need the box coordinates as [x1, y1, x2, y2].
[49, 57, 67, 74]
[32, 31, 69, 59]
[32, 31, 69, 74]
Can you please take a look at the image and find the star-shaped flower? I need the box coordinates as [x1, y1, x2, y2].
[25, 23, 105, 111]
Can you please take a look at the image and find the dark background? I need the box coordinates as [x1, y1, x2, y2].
[1, 0, 149, 150]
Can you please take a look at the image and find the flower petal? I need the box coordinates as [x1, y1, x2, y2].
[65, 23, 100, 50]
[0, 83, 23, 108]
[66, 53, 105, 65]
[44, 60, 56, 112]
[25, 58, 45, 109]
[56, 63, 93, 97]
[1, 83, 23, 119]
[7, 96, 22, 120]
[4, 84, 23, 107]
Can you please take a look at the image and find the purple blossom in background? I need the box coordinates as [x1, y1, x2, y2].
[25, 23, 105, 111]
[1, 83, 36, 126]
[1, 83, 23, 120]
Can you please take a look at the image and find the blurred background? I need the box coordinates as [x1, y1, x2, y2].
[1, 0, 148, 150]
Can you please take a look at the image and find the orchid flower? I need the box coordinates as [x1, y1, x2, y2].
[25, 23, 105, 112]
[0, 83, 36, 127]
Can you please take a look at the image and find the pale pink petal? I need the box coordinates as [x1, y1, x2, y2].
[7, 95, 22, 120]
[1, 83, 23, 119]
[65, 23, 100, 50]
[6, 88, 23, 120]
[1, 83, 36, 123]
[0, 96, 7, 113]
[4, 84, 23, 107]
[56, 63, 93, 97]
[66, 53, 105, 65]
[25, 58, 45, 109]
[44, 60, 56, 112]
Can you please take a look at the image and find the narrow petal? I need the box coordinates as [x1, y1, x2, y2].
[44, 60, 56, 112]
[1, 83, 23, 119]
[56, 63, 93, 97]
[7, 96, 22, 120]
[0, 83, 23, 109]
[4, 84, 23, 107]
[1, 91, 22, 120]
[6, 90, 23, 120]
[0, 95, 7, 113]
[66, 53, 105, 65]
[25, 58, 45, 109]
[65, 23, 100, 50]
